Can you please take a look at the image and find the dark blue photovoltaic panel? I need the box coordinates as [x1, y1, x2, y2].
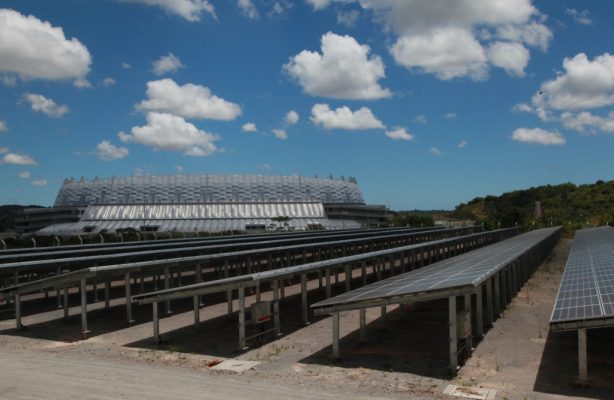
[550, 227, 614, 324]
[313, 228, 560, 309]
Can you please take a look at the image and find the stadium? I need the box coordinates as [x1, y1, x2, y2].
[21, 174, 391, 235]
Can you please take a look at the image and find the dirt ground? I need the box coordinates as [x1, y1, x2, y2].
[1, 238, 613, 400]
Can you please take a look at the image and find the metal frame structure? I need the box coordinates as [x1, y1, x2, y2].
[2, 226, 480, 337]
[311, 227, 561, 373]
[549, 226, 614, 384]
[133, 228, 520, 349]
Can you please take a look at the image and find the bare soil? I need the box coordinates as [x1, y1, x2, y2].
[1, 238, 613, 400]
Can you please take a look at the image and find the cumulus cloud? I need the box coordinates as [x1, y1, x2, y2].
[18, 171, 31, 179]
[385, 127, 413, 141]
[97, 140, 129, 161]
[0, 119, 7, 132]
[486, 41, 529, 77]
[311, 0, 551, 81]
[121, 0, 216, 22]
[238, 0, 259, 19]
[242, 122, 257, 132]
[561, 111, 614, 134]
[337, 10, 359, 27]
[285, 110, 299, 125]
[119, 112, 220, 156]
[0, 9, 91, 84]
[512, 127, 565, 145]
[153, 53, 184, 76]
[458, 140, 468, 148]
[272, 128, 288, 139]
[1, 152, 38, 165]
[136, 79, 241, 120]
[284, 32, 391, 100]
[310, 103, 385, 130]
[535, 53, 614, 111]
[566, 8, 593, 26]
[429, 147, 442, 156]
[444, 112, 457, 119]
[413, 114, 427, 124]
[31, 179, 47, 186]
[74, 77, 92, 89]
[102, 77, 116, 86]
[175, 165, 184, 172]
[23, 93, 69, 118]
[122, 62, 131, 69]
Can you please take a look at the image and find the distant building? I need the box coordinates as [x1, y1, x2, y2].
[32, 174, 390, 235]
[534, 201, 543, 219]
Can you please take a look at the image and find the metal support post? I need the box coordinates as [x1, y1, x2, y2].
[125, 273, 134, 323]
[80, 279, 90, 338]
[486, 278, 493, 326]
[578, 328, 588, 384]
[332, 312, 340, 358]
[301, 274, 309, 325]
[273, 280, 280, 336]
[359, 308, 366, 342]
[361, 262, 367, 286]
[15, 293, 22, 329]
[494, 273, 501, 316]
[64, 286, 69, 319]
[164, 267, 172, 314]
[153, 301, 160, 343]
[345, 265, 351, 291]
[238, 287, 246, 349]
[449, 296, 458, 372]
[193, 295, 200, 326]
[325, 269, 331, 298]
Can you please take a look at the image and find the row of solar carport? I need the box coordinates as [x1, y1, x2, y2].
[549, 226, 614, 384]
[0, 226, 455, 287]
[129, 228, 520, 348]
[0, 225, 484, 337]
[309, 227, 562, 373]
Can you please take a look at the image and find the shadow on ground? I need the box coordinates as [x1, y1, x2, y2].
[533, 328, 614, 399]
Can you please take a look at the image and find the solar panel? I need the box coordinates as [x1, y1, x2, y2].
[313, 227, 560, 309]
[550, 226, 614, 326]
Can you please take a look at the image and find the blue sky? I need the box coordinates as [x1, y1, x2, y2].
[1, 0, 613, 210]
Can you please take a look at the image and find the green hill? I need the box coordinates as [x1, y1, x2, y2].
[451, 180, 614, 234]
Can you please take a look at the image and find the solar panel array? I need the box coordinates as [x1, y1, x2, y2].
[313, 227, 560, 309]
[550, 226, 614, 325]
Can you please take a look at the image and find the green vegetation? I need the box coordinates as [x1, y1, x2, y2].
[452, 180, 614, 235]
[390, 211, 435, 227]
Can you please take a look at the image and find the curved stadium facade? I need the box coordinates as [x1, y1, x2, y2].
[30, 174, 390, 235]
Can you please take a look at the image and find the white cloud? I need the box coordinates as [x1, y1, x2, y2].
[23, 93, 69, 118]
[458, 140, 468, 148]
[1, 152, 38, 165]
[272, 129, 288, 139]
[119, 112, 220, 156]
[74, 77, 92, 89]
[310, 103, 385, 130]
[259, 163, 272, 171]
[284, 32, 391, 100]
[0, 119, 7, 132]
[122, 62, 131, 69]
[486, 41, 529, 77]
[153, 53, 184, 76]
[96, 140, 129, 161]
[242, 122, 257, 132]
[315, 0, 551, 80]
[0, 9, 91, 83]
[391, 27, 488, 81]
[285, 110, 299, 125]
[444, 112, 457, 119]
[413, 114, 427, 124]
[566, 8, 593, 26]
[103, 77, 116, 86]
[385, 127, 413, 141]
[428, 147, 442, 156]
[511, 127, 565, 145]
[31, 179, 47, 186]
[136, 78, 241, 120]
[18, 171, 31, 179]
[238, 0, 259, 19]
[512, 103, 533, 113]
[122, 0, 216, 22]
[337, 10, 359, 27]
[561, 111, 614, 134]
[175, 165, 184, 171]
[536, 53, 614, 111]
